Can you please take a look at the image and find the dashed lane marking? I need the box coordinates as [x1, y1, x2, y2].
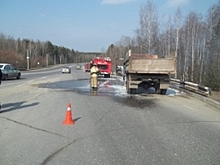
[183, 105, 194, 110]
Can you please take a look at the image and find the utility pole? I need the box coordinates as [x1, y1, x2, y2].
[27, 49, 30, 70]
[54, 54, 56, 65]
[46, 53, 49, 67]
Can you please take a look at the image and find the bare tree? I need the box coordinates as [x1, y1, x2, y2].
[179, 12, 202, 82]
[137, 0, 159, 54]
[165, 15, 172, 57]
[174, 8, 182, 78]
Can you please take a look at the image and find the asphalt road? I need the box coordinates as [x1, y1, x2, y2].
[0, 64, 220, 165]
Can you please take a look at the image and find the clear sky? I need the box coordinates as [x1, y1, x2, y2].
[0, 0, 218, 52]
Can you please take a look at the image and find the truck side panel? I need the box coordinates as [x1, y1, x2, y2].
[125, 58, 176, 74]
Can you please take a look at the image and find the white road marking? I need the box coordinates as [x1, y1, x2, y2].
[40, 76, 47, 79]
[17, 80, 35, 87]
[183, 105, 194, 110]
[27, 80, 35, 83]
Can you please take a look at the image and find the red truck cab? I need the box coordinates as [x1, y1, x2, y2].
[85, 62, 91, 72]
[92, 57, 112, 78]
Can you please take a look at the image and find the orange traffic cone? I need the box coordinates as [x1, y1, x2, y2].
[63, 103, 75, 125]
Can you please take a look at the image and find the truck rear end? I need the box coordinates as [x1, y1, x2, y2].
[124, 50, 176, 94]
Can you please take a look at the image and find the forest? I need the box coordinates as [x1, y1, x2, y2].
[106, 0, 220, 91]
[0, 0, 219, 90]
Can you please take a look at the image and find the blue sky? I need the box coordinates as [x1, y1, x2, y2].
[0, 0, 218, 52]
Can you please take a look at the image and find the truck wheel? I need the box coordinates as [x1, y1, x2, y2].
[131, 88, 137, 94]
[104, 74, 110, 78]
[127, 88, 131, 94]
[160, 89, 167, 95]
[155, 84, 160, 94]
[126, 81, 131, 94]
[155, 88, 161, 94]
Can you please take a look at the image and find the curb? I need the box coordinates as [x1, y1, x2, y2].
[171, 85, 220, 110]
[186, 91, 220, 110]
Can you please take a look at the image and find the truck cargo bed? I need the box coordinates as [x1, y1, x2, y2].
[123, 50, 176, 94]
[125, 58, 176, 74]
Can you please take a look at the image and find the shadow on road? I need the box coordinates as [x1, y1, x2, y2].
[2, 77, 26, 81]
[0, 101, 39, 114]
[74, 117, 82, 122]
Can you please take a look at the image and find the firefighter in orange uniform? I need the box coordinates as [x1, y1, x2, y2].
[90, 63, 99, 89]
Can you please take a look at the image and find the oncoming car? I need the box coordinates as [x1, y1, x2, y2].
[62, 67, 71, 74]
[76, 64, 81, 70]
[0, 63, 21, 80]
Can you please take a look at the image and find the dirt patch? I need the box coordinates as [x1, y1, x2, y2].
[209, 91, 220, 102]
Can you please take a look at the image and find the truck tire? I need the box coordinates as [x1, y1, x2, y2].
[126, 81, 129, 93]
[127, 88, 137, 94]
[131, 88, 137, 94]
[160, 89, 167, 95]
[127, 87, 131, 94]
[156, 89, 161, 94]
[155, 84, 160, 94]
[104, 74, 109, 78]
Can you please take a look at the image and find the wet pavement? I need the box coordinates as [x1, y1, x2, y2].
[39, 77, 127, 97]
[39, 76, 179, 109]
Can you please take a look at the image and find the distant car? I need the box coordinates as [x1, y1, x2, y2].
[76, 64, 81, 70]
[62, 67, 71, 73]
[0, 63, 21, 80]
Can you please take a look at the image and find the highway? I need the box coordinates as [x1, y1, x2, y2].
[0, 64, 220, 165]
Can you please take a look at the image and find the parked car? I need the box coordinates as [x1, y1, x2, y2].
[0, 63, 21, 80]
[62, 67, 71, 74]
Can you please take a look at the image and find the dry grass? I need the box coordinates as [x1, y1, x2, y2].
[209, 91, 220, 102]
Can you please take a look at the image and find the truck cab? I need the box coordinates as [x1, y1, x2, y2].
[93, 57, 112, 78]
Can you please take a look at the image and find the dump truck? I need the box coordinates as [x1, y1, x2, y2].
[123, 50, 176, 94]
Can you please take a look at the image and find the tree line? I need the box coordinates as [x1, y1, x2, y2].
[105, 0, 220, 91]
[0, 35, 101, 69]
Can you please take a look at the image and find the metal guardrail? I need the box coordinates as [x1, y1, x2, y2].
[170, 78, 211, 96]
[114, 74, 211, 96]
